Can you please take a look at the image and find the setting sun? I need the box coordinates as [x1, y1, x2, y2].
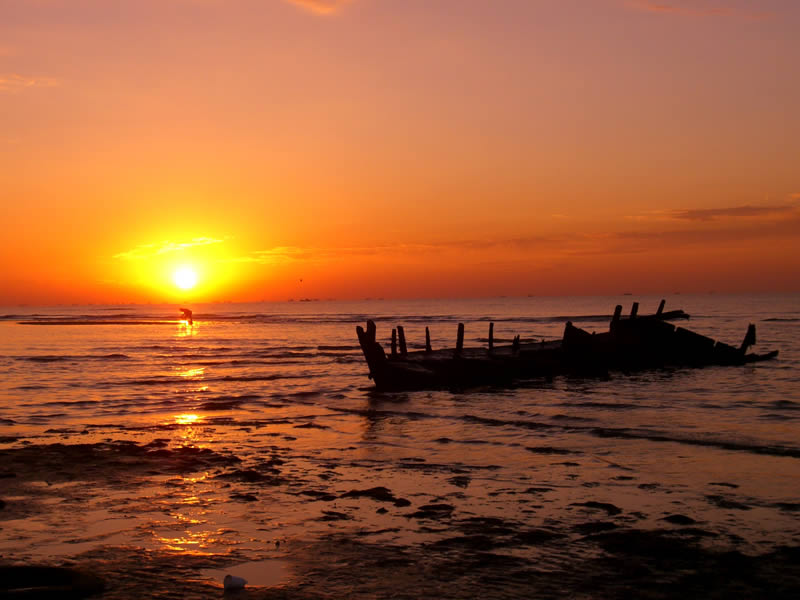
[173, 267, 198, 290]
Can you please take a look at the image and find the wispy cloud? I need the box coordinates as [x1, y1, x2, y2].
[224, 234, 642, 265]
[226, 207, 800, 266]
[626, 0, 772, 19]
[626, 203, 799, 222]
[671, 204, 796, 221]
[0, 73, 59, 94]
[284, 0, 353, 15]
[114, 237, 224, 260]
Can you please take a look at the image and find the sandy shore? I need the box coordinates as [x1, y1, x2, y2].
[2, 436, 800, 599]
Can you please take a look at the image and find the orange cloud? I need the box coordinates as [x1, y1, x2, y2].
[285, 0, 354, 15]
[671, 204, 797, 221]
[113, 237, 225, 261]
[627, 0, 771, 19]
[0, 73, 59, 93]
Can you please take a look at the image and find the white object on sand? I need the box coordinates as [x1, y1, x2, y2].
[223, 574, 248, 590]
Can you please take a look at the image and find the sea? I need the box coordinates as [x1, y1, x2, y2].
[1, 294, 799, 599]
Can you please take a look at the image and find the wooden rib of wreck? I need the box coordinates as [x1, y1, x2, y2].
[356, 300, 779, 391]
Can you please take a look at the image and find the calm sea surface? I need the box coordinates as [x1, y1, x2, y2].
[1, 294, 798, 597]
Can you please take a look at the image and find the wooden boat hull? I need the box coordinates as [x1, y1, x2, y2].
[356, 302, 779, 391]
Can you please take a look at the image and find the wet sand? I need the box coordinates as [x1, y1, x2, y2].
[2, 423, 799, 599]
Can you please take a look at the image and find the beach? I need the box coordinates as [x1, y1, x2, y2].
[1, 295, 799, 598]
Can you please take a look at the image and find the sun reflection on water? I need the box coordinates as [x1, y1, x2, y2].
[174, 413, 201, 425]
[175, 321, 198, 338]
[177, 368, 205, 378]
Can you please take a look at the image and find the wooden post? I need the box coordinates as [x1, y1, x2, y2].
[657, 299, 665, 316]
[512, 334, 520, 353]
[489, 322, 494, 351]
[456, 323, 464, 354]
[367, 320, 377, 343]
[425, 327, 432, 352]
[740, 323, 756, 353]
[391, 328, 397, 356]
[630, 302, 639, 319]
[398, 326, 407, 355]
[612, 305, 622, 323]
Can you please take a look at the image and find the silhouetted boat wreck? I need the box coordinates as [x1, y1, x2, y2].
[356, 300, 778, 391]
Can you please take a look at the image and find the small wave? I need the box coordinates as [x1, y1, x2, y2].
[770, 400, 800, 411]
[198, 394, 260, 410]
[590, 426, 800, 458]
[763, 318, 800, 322]
[18, 319, 176, 326]
[317, 345, 360, 351]
[568, 402, 641, 410]
[460, 413, 800, 459]
[20, 353, 130, 362]
[24, 355, 69, 362]
[104, 373, 301, 387]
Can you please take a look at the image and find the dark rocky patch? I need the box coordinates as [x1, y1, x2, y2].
[589, 528, 700, 560]
[574, 521, 619, 535]
[319, 510, 351, 521]
[526, 446, 579, 455]
[457, 517, 517, 537]
[430, 534, 495, 551]
[514, 528, 566, 544]
[524, 486, 554, 494]
[677, 527, 719, 538]
[340, 486, 410, 507]
[0, 565, 104, 599]
[294, 422, 330, 430]
[447, 475, 471, 488]
[661, 514, 697, 525]
[299, 490, 337, 502]
[408, 503, 455, 520]
[705, 495, 752, 511]
[570, 501, 622, 516]
[230, 492, 258, 502]
[0, 442, 240, 485]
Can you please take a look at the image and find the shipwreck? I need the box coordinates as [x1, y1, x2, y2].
[356, 300, 778, 391]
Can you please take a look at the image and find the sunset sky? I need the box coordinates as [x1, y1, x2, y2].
[1, 0, 798, 303]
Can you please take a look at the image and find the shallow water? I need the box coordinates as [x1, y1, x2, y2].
[1, 294, 799, 598]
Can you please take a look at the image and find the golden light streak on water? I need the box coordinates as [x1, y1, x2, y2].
[174, 414, 201, 425]
[177, 368, 205, 378]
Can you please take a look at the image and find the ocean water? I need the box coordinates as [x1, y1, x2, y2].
[1, 294, 799, 598]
